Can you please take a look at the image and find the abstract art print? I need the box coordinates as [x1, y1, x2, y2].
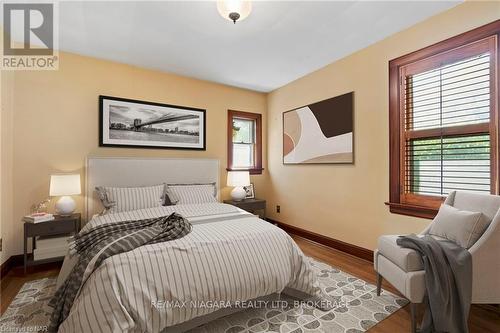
[99, 95, 205, 150]
[283, 92, 354, 164]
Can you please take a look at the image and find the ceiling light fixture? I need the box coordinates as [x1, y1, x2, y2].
[217, 0, 252, 24]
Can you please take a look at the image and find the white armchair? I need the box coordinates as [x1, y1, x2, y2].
[374, 191, 500, 332]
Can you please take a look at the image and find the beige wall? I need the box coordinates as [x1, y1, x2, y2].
[1, 25, 15, 264]
[0, 52, 267, 263]
[265, 1, 500, 250]
[1, 71, 15, 264]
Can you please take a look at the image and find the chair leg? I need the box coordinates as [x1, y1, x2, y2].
[410, 303, 417, 333]
[376, 273, 382, 296]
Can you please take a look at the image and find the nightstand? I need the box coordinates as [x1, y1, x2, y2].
[23, 213, 81, 274]
[223, 199, 266, 219]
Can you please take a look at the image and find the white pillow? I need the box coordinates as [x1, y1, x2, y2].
[167, 183, 217, 205]
[429, 204, 490, 248]
[99, 184, 165, 213]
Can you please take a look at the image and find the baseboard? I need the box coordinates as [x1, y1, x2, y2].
[268, 218, 374, 262]
[0, 254, 23, 279]
[1, 254, 63, 279]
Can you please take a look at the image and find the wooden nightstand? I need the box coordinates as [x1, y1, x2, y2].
[23, 213, 81, 274]
[223, 199, 266, 219]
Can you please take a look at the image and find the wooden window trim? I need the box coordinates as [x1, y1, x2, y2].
[387, 20, 500, 219]
[227, 110, 263, 175]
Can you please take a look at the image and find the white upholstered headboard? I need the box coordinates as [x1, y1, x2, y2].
[85, 157, 220, 221]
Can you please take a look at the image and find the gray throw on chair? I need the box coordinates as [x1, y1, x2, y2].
[48, 212, 192, 332]
[397, 234, 472, 333]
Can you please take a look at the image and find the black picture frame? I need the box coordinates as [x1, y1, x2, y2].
[99, 95, 206, 150]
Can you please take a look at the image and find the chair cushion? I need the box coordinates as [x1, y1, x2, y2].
[378, 235, 424, 272]
[378, 234, 450, 272]
[429, 204, 489, 249]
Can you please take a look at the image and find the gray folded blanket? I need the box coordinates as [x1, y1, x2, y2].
[48, 212, 192, 332]
[397, 234, 471, 333]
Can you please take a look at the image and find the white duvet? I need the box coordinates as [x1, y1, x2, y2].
[56, 203, 320, 332]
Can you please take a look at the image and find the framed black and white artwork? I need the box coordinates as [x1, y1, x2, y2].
[243, 183, 255, 199]
[99, 95, 206, 150]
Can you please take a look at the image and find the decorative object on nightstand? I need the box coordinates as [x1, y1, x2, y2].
[50, 174, 81, 215]
[243, 183, 255, 199]
[30, 198, 51, 214]
[23, 213, 81, 274]
[227, 170, 250, 201]
[224, 198, 266, 219]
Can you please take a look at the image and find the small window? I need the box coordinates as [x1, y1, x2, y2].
[227, 110, 262, 174]
[233, 118, 255, 168]
[388, 21, 499, 219]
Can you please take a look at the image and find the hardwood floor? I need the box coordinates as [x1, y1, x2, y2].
[1, 263, 61, 315]
[1, 236, 499, 332]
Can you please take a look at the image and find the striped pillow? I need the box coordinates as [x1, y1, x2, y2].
[99, 184, 165, 213]
[166, 183, 217, 205]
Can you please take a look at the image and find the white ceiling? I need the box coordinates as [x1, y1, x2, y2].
[53, 1, 460, 92]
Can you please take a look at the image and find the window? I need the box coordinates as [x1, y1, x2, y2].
[227, 110, 263, 174]
[388, 21, 499, 219]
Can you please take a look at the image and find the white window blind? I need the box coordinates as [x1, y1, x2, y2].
[404, 52, 492, 196]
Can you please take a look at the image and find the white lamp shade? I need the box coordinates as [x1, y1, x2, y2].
[49, 174, 81, 196]
[227, 171, 250, 187]
[217, 0, 252, 22]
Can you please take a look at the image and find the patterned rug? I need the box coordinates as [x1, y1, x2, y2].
[0, 259, 407, 333]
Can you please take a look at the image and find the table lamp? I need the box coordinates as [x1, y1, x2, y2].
[227, 171, 250, 201]
[49, 174, 81, 215]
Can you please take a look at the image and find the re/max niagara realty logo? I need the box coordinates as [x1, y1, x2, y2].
[2, 2, 59, 70]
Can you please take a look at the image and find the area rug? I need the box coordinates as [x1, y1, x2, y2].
[0, 258, 407, 333]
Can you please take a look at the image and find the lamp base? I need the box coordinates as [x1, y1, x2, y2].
[55, 196, 76, 216]
[231, 187, 246, 202]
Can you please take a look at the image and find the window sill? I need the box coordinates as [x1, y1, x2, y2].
[226, 167, 264, 175]
[385, 202, 438, 219]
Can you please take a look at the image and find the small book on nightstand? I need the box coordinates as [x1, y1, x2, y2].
[23, 212, 55, 223]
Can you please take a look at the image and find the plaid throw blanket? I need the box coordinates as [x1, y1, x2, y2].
[48, 213, 192, 332]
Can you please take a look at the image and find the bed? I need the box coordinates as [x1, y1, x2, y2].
[54, 157, 322, 333]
